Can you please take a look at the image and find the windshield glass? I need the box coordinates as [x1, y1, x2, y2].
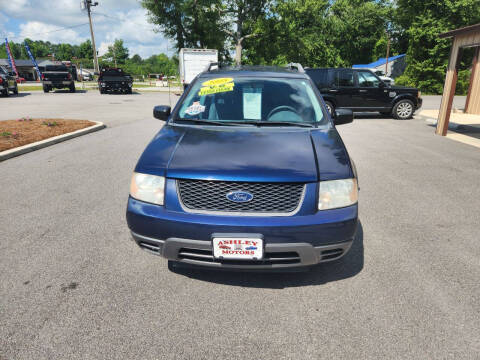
[177, 76, 326, 125]
[101, 69, 125, 76]
[46, 65, 68, 72]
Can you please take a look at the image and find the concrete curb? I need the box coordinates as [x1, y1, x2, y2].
[0, 121, 106, 162]
[416, 113, 461, 130]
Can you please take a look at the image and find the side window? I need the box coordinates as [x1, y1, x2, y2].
[358, 71, 380, 87]
[335, 70, 354, 87]
[306, 70, 328, 88]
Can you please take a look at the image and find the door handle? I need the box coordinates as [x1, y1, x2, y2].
[329, 89, 339, 93]
[358, 89, 368, 93]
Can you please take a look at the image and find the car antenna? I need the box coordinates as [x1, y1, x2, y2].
[168, 75, 172, 108]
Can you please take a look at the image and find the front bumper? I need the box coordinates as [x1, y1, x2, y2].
[416, 97, 423, 110]
[131, 231, 353, 269]
[43, 81, 72, 85]
[127, 191, 358, 268]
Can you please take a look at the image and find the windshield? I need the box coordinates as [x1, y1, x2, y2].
[46, 65, 68, 72]
[101, 69, 125, 77]
[176, 76, 326, 126]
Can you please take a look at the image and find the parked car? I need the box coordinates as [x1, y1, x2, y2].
[98, 68, 133, 94]
[306, 68, 422, 119]
[126, 65, 359, 270]
[0, 66, 18, 96]
[42, 64, 75, 93]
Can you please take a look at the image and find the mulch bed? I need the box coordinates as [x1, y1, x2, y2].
[0, 118, 96, 152]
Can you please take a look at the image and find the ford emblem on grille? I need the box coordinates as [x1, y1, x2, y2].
[226, 190, 254, 203]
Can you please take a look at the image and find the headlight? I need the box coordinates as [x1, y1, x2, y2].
[130, 172, 165, 205]
[101, 82, 106, 86]
[318, 178, 358, 210]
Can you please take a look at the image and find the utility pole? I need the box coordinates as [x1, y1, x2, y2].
[113, 44, 117, 67]
[83, 0, 99, 74]
[385, 34, 390, 76]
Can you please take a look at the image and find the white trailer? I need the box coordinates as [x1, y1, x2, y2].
[179, 48, 218, 87]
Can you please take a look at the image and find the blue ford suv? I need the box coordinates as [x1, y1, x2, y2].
[126, 65, 359, 270]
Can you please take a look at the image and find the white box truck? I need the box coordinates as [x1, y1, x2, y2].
[179, 48, 218, 89]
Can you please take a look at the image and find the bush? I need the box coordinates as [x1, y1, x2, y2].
[456, 69, 471, 96]
[394, 74, 417, 88]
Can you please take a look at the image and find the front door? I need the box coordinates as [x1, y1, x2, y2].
[354, 70, 390, 109]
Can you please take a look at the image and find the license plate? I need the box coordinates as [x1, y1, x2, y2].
[213, 237, 263, 260]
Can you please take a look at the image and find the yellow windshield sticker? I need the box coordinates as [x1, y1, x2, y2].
[198, 78, 235, 96]
[202, 77, 233, 87]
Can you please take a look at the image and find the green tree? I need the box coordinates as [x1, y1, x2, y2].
[78, 40, 93, 59]
[104, 39, 129, 65]
[141, 0, 229, 61]
[395, 0, 480, 93]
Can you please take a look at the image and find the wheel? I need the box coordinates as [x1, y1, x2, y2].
[99, 89, 104, 94]
[43, 86, 49, 93]
[3, 88, 9, 97]
[69, 84, 76, 93]
[127, 88, 132, 94]
[324, 101, 335, 116]
[13, 84, 18, 95]
[392, 99, 414, 120]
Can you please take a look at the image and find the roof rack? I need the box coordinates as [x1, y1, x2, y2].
[285, 63, 305, 73]
[204, 62, 219, 72]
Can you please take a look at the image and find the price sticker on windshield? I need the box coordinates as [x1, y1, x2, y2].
[198, 78, 235, 96]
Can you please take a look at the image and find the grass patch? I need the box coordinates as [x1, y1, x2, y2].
[0, 118, 96, 152]
[18, 86, 43, 91]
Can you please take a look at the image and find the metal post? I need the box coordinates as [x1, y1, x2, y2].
[385, 36, 390, 76]
[86, 0, 99, 74]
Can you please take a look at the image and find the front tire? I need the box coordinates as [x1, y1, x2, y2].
[43, 86, 49, 93]
[324, 101, 335, 116]
[393, 100, 414, 120]
[13, 84, 18, 95]
[69, 84, 76, 93]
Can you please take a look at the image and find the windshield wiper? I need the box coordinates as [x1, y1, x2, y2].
[174, 118, 247, 126]
[246, 121, 315, 128]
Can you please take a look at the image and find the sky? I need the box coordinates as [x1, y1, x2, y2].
[0, 0, 173, 58]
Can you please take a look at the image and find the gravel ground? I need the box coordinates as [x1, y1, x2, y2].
[0, 92, 479, 359]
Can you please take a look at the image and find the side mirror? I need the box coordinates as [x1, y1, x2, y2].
[153, 105, 171, 121]
[334, 109, 354, 125]
[379, 81, 386, 88]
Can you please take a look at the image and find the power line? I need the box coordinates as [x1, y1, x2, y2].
[93, 12, 157, 31]
[7, 23, 90, 41]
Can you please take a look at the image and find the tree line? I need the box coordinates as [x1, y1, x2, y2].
[0, 38, 178, 77]
[141, 0, 480, 94]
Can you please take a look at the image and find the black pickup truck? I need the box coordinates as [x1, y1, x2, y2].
[0, 66, 18, 96]
[98, 68, 133, 94]
[306, 68, 422, 119]
[42, 64, 75, 93]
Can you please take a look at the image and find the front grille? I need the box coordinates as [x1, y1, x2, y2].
[178, 247, 301, 265]
[177, 180, 305, 214]
[320, 248, 344, 261]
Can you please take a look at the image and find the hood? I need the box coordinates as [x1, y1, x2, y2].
[389, 85, 418, 92]
[135, 125, 353, 183]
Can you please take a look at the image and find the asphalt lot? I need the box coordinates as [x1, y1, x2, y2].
[1, 91, 479, 359]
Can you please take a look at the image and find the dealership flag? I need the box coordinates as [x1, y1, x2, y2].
[24, 41, 42, 79]
[5, 38, 18, 76]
